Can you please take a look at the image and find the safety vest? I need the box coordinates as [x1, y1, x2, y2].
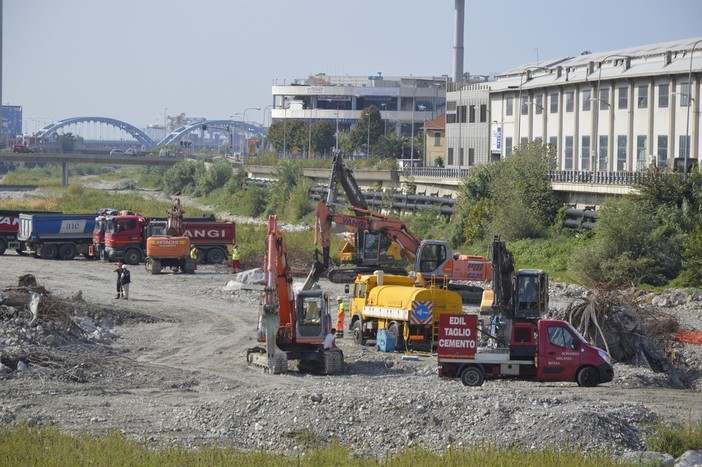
[190, 248, 199, 260]
[231, 249, 240, 260]
[338, 302, 346, 315]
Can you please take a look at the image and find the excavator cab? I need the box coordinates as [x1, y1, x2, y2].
[514, 270, 548, 319]
[295, 290, 331, 341]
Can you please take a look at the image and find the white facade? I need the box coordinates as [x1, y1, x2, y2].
[271, 74, 446, 139]
[446, 37, 702, 172]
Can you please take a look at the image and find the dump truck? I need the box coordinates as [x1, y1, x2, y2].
[17, 213, 98, 260]
[0, 210, 59, 255]
[102, 212, 235, 265]
[347, 271, 464, 352]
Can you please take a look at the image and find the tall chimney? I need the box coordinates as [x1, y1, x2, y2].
[453, 0, 465, 83]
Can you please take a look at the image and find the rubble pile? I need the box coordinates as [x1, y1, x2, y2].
[0, 275, 121, 382]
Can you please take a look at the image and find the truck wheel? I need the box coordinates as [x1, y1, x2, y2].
[0, 239, 6, 255]
[58, 244, 77, 260]
[460, 366, 485, 387]
[388, 322, 404, 351]
[40, 244, 58, 259]
[124, 249, 142, 265]
[206, 248, 226, 264]
[145, 258, 162, 274]
[577, 367, 600, 387]
[352, 320, 365, 346]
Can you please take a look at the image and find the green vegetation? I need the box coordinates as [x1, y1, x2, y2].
[646, 418, 702, 458]
[3, 151, 701, 289]
[0, 424, 633, 467]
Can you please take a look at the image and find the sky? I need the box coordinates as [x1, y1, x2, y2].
[4, 0, 702, 132]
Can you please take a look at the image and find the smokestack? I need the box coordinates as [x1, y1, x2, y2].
[453, 0, 465, 83]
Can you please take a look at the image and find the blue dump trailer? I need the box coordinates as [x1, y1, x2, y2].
[18, 213, 97, 260]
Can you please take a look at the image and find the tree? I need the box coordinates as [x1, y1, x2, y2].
[162, 160, 205, 195]
[58, 133, 81, 152]
[349, 106, 383, 154]
[375, 131, 407, 159]
[487, 141, 559, 240]
[310, 121, 335, 156]
[198, 159, 233, 195]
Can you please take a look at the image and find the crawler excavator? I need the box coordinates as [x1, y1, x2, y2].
[304, 151, 492, 303]
[246, 215, 343, 374]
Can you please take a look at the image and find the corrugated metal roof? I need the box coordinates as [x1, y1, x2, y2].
[491, 36, 702, 91]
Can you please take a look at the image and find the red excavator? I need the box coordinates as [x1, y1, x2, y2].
[304, 151, 492, 303]
[246, 215, 344, 374]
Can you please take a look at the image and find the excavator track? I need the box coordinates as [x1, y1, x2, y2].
[328, 266, 408, 283]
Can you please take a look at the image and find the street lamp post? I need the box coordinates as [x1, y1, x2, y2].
[163, 107, 168, 133]
[683, 40, 702, 173]
[367, 111, 371, 157]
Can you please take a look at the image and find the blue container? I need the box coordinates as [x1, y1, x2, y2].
[377, 329, 396, 352]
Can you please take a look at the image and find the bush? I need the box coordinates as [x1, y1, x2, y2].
[646, 418, 702, 458]
[240, 185, 268, 218]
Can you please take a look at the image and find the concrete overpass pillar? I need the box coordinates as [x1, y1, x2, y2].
[61, 162, 69, 187]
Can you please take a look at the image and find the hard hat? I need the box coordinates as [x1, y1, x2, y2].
[122, 264, 127, 269]
[337, 296, 343, 302]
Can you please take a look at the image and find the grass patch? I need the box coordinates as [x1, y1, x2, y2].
[0, 424, 633, 466]
[645, 417, 702, 458]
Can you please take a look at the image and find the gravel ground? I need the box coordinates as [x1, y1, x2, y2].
[0, 254, 701, 461]
[0, 181, 701, 462]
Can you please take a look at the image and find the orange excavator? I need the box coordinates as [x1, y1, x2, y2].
[246, 215, 343, 374]
[144, 198, 195, 274]
[304, 151, 492, 303]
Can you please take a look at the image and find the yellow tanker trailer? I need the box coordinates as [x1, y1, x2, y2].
[348, 271, 463, 351]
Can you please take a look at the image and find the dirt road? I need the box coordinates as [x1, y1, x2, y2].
[0, 254, 700, 456]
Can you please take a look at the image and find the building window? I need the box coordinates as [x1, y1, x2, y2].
[637, 85, 648, 108]
[535, 94, 543, 115]
[658, 84, 669, 108]
[636, 135, 647, 170]
[505, 137, 513, 157]
[434, 131, 441, 146]
[657, 135, 668, 168]
[506, 97, 514, 116]
[458, 106, 467, 123]
[617, 87, 628, 109]
[520, 137, 528, 146]
[446, 113, 456, 124]
[617, 135, 627, 171]
[459, 148, 464, 167]
[582, 135, 591, 170]
[479, 104, 487, 122]
[447, 148, 454, 165]
[681, 82, 692, 107]
[521, 95, 529, 115]
[469, 105, 476, 123]
[598, 135, 608, 171]
[582, 89, 591, 111]
[679, 135, 691, 159]
[599, 87, 610, 110]
[565, 136, 573, 170]
[549, 93, 559, 113]
[468, 148, 475, 165]
[565, 91, 574, 112]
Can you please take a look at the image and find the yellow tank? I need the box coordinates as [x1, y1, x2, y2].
[349, 272, 463, 350]
[146, 236, 190, 258]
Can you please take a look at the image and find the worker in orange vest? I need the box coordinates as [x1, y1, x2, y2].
[335, 296, 345, 338]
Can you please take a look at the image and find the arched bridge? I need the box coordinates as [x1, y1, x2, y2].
[159, 120, 266, 147]
[35, 117, 154, 146]
[33, 117, 265, 148]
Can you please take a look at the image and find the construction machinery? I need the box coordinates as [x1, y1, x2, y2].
[436, 235, 613, 387]
[144, 199, 195, 274]
[246, 215, 343, 375]
[347, 270, 463, 352]
[305, 151, 491, 303]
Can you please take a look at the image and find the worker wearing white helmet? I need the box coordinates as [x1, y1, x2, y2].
[335, 296, 345, 338]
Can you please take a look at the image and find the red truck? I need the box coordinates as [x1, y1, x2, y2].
[0, 210, 58, 255]
[102, 213, 235, 265]
[437, 315, 614, 387]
